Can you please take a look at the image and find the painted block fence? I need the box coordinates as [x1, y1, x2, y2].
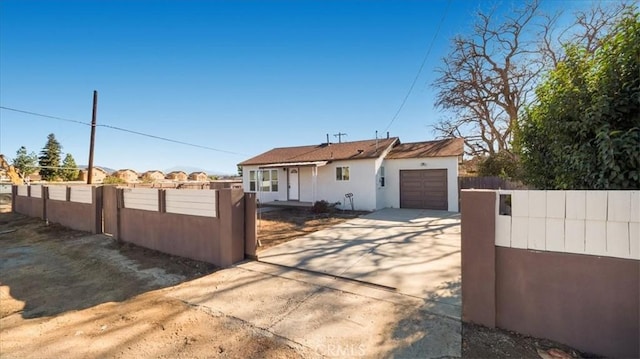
[14, 184, 102, 233]
[495, 190, 639, 260]
[462, 190, 639, 358]
[14, 185, 257, 267]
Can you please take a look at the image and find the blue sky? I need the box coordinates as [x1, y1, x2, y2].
[0, 0, 584, 174]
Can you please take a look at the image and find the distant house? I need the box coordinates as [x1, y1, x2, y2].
[78, 167, 108, 183]
[141, 170, 165, 183]
[239, 137, 463, 211]
[188, 171, 208, 182]
[112, 169, 139, 183]
[210, 179, 243, 190]
[27, 170, 42, 182]
[166, 171, 188, 182]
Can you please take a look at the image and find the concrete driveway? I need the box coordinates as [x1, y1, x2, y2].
[168, 209, 461, 358]
[259, 208, 461, 306]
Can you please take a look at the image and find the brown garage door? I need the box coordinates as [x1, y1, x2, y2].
[400, 169, 448, 210]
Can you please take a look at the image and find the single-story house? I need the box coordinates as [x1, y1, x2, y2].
[79, 167, 108, 183]
[188, 171, 209, 182]
[166, 171, 188, 182]
[112, 169, 139, 183]
[141, 170, 165, 182]
[238, 137, 463, 212]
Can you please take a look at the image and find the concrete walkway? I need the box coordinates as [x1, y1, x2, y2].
[168, 208, 462, 358]
[259, 208, 461, 303]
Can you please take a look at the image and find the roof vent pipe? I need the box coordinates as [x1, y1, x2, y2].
[326, 133, 330, 146]
[387, 131, 389, 139]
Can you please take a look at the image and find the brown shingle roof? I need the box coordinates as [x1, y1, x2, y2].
[386, 138, 464, 159]
[239, 138, 399, 166]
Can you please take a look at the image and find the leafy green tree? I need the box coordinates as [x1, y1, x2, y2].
[477, 152, 522, 179]
[237, 165, 243, 177]
[60, 153, 79, 181]
[12, 146, 38, 177]
[38, 133, 63, 181]
[518, 8, 639, 189]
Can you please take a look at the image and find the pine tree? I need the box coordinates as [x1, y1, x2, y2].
[60, 153, 79, 181]
[12, 146, 38, 177]
[38, 133, 62, 181]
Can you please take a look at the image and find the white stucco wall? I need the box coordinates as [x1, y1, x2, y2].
[314, 159, 378, 211]
[382, 156, 460, 212]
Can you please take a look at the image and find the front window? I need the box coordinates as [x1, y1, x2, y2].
[336, 166, 350, 181]
[250, 169, 278, 192]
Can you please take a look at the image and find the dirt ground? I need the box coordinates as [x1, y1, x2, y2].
[256, 207, 367, 250]
[0, 212, 304, 358]
[1, 207, 589, 358]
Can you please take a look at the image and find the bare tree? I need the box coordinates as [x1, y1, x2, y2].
[433, 0, 630, 157]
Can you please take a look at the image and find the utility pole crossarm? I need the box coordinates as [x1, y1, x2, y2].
[333, 132, 347, 143]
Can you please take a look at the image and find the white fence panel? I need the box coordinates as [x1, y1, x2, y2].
[511, 191, 529, 217]
[30, 185, 42, 198]
[165, 189, 216, 217]
[528, 217, 546, 250]
[630, 191, 639, 223]
[607, 222, 630, 258]
[123, 188, 158, 211]
[565, 191, 586, 220]
[565, 219, 585, 254]
[528, 191, 546, 218]
[586, 191, 607, 220]
[17, 185, 28, 196]
[48, 186, 67, 201]
[70, 186, 93, 204]
[545, 218, 565, 252]
[511, 217, 528, 249]
[608, 191, 631, 222]
[546, 191, 565, 219]
[630, 223, 640, 260]
[585, 221, 606, 255]
[495, 190, 637, 260]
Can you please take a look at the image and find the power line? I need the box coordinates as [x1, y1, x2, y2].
[0, 105, 247, 156]
[98, 123, 244, 155]
[382, 0, 452, 133]
[0, 106, 91, 126]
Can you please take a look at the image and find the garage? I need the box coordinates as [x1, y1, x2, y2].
[400, 169, 448, 210]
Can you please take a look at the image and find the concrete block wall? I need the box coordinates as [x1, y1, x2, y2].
[116, 188, 249, 267]
[14, 185, 102, 233]
[463, 189, 639, 358]
[496, 190, 639, 260]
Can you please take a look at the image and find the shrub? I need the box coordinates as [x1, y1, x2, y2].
[103, 175, 125, 185]
[311, 200, 337, 214]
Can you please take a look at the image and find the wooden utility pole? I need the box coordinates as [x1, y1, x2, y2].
[333, 132, 347, 143]
[87, 90, 98, 184]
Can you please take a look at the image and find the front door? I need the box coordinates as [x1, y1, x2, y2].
[288, 168, 299, 200]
